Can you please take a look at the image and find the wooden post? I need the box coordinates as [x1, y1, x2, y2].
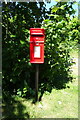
[35, 64, 39, 102]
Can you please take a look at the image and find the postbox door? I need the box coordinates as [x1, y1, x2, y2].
[30, 43, 44, 63]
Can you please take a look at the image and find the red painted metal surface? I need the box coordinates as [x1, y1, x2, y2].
[30, 28, 45, 63]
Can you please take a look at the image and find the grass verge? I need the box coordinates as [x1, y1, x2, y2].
[2, 49, 78, 119]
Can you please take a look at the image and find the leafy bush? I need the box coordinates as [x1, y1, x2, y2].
[2, 2, 48, 98]
[2, 2, 79, 99]
[39, 2, 79, 92]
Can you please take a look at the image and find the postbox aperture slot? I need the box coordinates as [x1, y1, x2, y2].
[31, 35, 43, 37]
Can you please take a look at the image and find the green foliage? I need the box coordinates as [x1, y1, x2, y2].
[40, 2, 79, 91]
[2, 2, 48, 98]
[2, 2, 79, 100]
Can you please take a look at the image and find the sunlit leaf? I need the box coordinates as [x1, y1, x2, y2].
[51, 6, 59, 13]
[10, 35, 16, 38]
[20, 40, 25, 44]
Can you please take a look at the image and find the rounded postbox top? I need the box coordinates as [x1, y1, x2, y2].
[30, 28, 45, 35]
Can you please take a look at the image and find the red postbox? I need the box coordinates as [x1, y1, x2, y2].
[30, 28, 45, 63]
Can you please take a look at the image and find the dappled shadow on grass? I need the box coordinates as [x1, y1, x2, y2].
[24, 68, 73, 103]
[23, 76, 73, 103]
[35, 62, 73, 101]
[2, 94, 30, 119]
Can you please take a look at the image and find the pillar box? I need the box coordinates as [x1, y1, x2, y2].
[30, 28, 45, 63]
